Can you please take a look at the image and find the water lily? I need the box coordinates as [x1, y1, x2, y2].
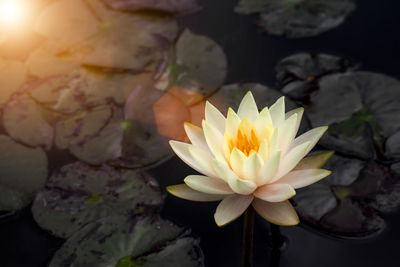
[167, 91, 332, 226]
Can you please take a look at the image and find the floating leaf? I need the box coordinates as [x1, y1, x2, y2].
[0, 58, 27, 107]
[32, 162, 163, 238]
[175, 29, 228, 96]
[49, 215, 203, 267]
[3, 94, 54, 149]
[276, 52, 358, 101]
[0, 135, 47, 211]
[235, 0, 356, 38]
[102, 0, 201, 15]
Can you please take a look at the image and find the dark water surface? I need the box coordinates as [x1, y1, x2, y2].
[1, 0, 400, 266]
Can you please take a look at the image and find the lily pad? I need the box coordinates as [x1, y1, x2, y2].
[295, 154, 400, 237]
[305, 72, 400, 159]
[68, 107, 124, 165]
[276, 52, 358, 101]
[0, 59, 27, 107]
[32, 162, 164, 238]
[174, 29, 228, 96]
[102, 0, 201, 15]
[3, 94, 54, 150]
[49, 215, 204, 267]
[235, 0, 356, 38]
[0, 135, 48, 211]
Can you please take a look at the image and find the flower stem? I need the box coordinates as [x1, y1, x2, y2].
[242, 205, 255, 267]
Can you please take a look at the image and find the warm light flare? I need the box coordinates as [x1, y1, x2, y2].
[0, 1, 24, 28]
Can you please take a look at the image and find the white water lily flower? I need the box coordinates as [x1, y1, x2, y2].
[167, 92, 332, 226]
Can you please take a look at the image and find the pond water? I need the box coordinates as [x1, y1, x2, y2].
[0, 0, 399, 266]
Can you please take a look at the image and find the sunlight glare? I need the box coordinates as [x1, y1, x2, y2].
[0, 1, 24, 28]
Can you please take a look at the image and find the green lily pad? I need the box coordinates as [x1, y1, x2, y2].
[276, 52, 358, 101]
[300, 71, 400, 159]
[3, 94, 54, 150]
[102, 0, 201, 15]
[174, 29, 228, 96]
[0, 58, 27, 107]
[295, 154, 399, 237]
[0, 135, 48, 211]
[49, 215, 203, 267]
[32, 162, 164, 238]
[235, 0, 356, 38]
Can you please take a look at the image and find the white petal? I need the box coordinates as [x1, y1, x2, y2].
[212, 159, 257, 195]
[257, 151, 281, 185]
[237, 91, 259, 122]
[271, 141, 310, 183]
[278, 113, 298, 154]
[258, 139, 269, 163]
[242, 152, 264, 182]
[184, 122, 209, 152]
[184, 175, 233, 195]
[170, 141, 213, 176]
[230, 148, 247, 178]
[205, 101, 226, 134]
[255, 107, 273, 134]
[214, 194, 253, 226]
[276, 169, 332, 189]
[285, 107, 304, 136]
[269, 96, 285, 128]
[269, 128, 279, 156]
[254, 184, 296, 202]
[188, 146, 217, 178]
[293, 151, 334, 171]
[289, 126, 328, 156]
[252, 199, 299, 226]
[225, 108, 241, 135]
[167, 184, 225, 202]
[202, 120, 225, 161]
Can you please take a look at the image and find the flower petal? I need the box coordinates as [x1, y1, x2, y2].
[289, 126, 328, 156]
[285, 107, 304, 136]
[293, 151, 334, 171]
[242, 152, 264, 182]
[214, 194, 253, 226]
[271, 141, 311, 183]
[188, 145, 217, 178]
[202, 120, 225, 161]
[257, 151, 281, 185]
[167, 184, 225, 202]
[276, 169, 332, 189]
[255, 107, 273, 134]
[257, 139, 269, 163]
[237, 91, 259, 122]
[225, 108, 241, 135]
[170, 141, 213, 176]
[205, 101, 226, 134]
[254, 184, 296, 202]
[252, 199, 299, 226]
[269, 128, 279, 156]
[184, 175, 233, 195]
[230, 148, 247, 178]
[212, 159, 257, 195]
[269, 96, 285, 128]
[184, 122, 209, 152]
[278, 113, 298, 154]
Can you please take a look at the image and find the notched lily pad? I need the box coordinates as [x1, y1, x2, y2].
[235, 0, 356, 38]
[32, 162, 164, 238]
[49, 215, 204, 267]
[174, 29, 228, 96]
[295, 154, 399, 237]
[0, 135, 48, 211]
[276, 52, 358, 101]
[102, 0, 201, 15]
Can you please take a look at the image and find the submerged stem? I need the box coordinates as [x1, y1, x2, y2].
[242, 205, 255, 267]
[270, 224, 282, 267]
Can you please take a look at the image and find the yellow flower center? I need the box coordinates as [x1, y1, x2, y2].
[223, 119, 274, 160]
